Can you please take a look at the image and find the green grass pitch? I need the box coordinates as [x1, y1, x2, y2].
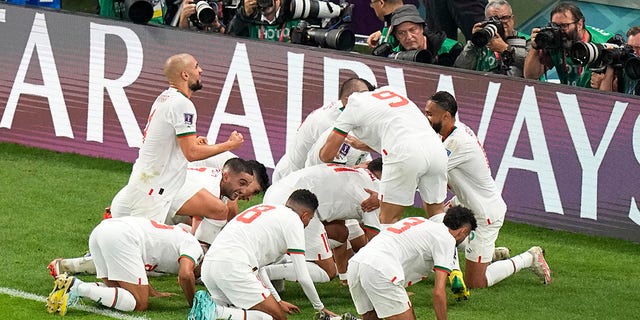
[0, 142, 638, 319]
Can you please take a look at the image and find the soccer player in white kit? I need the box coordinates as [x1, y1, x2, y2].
[272, 78, 373, 182]
[346, 206, 477, 320]
[424, 91, 552, 292]
[109, 53, 244, 224]
[262, 161, 382, 286]
[46, 217, 203, 315]
[319, 85, 449, 225]
[189, 189, 338, 320]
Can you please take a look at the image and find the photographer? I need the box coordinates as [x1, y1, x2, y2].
[523, 2, 613, 87]
[583, 33, 640, 95]
[225, 0, 348, 42]
[375, 4, 462, 66]
[454, 0, 529, 77]
[177, 0, 226, 32]
[628, 26, 640, 95]
[366, 0, 404, 51]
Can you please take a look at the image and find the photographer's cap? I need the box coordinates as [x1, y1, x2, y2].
[390, 5, 425, 29]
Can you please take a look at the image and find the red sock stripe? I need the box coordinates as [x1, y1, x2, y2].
[110, 288, 118, 308]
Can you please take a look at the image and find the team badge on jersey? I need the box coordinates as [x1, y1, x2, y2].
[184, 113, 194, 125]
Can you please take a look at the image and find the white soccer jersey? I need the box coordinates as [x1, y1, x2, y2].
[444, 122, 507, 222]
[332, 86, 439, 158]
[350, 217, 457, 286]
[263, 164, 381, 230]
[205, 204, 306, 268]
[305, 127, 372, 168]
[272, 100, 343, 181]
[94, 216, 203, 274]
[128, 87, 197, 198]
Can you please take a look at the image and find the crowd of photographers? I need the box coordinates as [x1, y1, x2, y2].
[36, 0, 640, 96]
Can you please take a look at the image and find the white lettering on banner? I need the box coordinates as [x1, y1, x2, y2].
[557, 93, 627, 220]
[87, 23, 144, 147]
[284, 52, 305, 152]
[0, 13, 73, 138]
[208, 43, 274, 168]
[631, 115, 640, 225]
[494, 85, 563, 214]
[323, 57, 376, 105]
[384, 66, 406, 96]
[435, 74, 455, 96]
[476, 82, 501, 144]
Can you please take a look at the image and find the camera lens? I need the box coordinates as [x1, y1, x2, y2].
[569, 42, 601, 65]
[624, 56, 640, 80]
[389, 50, 433, 63]
[471, 23, 497, 47]
[307, 28, 355, 51]
[195, 1, 216, 24]
[124, 0, 154, 24]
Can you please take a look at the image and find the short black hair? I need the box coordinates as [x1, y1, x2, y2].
[367, 157, 383, 174]
[223, 157, 253, 176]
[429, 91, 458, 118]
[247, 159, 270, 192]
[339, 78, 375, 100]
[287, 189, 319, 213]
[443, 205, 477, 231]
[628, 26, 640, 38]
[551, 2, 584, 24]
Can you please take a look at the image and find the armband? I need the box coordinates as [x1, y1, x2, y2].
[338, 272, 348, 281]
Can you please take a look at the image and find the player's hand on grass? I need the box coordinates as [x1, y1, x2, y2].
[278, 300, 300, 314]
[320, 308, 338, 317]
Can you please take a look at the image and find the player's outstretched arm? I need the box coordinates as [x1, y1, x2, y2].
[177, 256, 197, 306]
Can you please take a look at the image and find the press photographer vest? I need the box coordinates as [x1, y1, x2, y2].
[248, 19, 302, 42]
[548, 25, 613, 87]
[473, 31, 529, 74]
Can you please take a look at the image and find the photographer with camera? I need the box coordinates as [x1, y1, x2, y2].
[627, 26, 640, 95]
[365, 0, 404, 51]
[373, 4, 462, 66]
[523, 2, 613, 87]
[453, 0, 529, 77]
[177, 0, 226, 32]
[225, 0, 350, 43]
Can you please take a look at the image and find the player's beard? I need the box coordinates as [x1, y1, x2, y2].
[190, 80, 203, 92]
[564, 27, 579, 42]
[431, 121, 442, 134]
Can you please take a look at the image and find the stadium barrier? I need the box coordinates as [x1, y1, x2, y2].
[1, 3, 639, 243]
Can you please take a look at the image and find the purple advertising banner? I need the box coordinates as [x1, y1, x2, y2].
[1, 4, 640, 243]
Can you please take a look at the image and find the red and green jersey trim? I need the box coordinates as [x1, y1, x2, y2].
[176, 131, 196, 137]
[332, 128, 348, 136]
[363, 224, 380, 234]
[179, 254, 197, 266]
[286, 248, 305, 255]
[433, 265, 452, 274]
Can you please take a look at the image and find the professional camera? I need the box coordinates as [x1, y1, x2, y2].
[290, 21, 355, 51]
[471, 16, 505, 47]
[189, 0, 218, 26]
[570, 41, 640, 79]
[113, 0, 154, 24]
[389, 50, 433, 63]
[534, 22, 566, 50]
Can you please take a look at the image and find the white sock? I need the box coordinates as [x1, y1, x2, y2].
[263, 261, 330, 282]
[485, 251, 533, 287]
[215, 305, 273, 319]
[77, 281, 136, 311]
[60, 256, 96, 274]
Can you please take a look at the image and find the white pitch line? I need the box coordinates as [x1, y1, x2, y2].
[0, 287, 148, 320]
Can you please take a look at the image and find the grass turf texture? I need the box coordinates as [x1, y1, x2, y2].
[1, 141, 639, 319]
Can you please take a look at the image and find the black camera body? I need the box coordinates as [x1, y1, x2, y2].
[534, 22, 567, 50]
[471, 16, 505, 47]
[113, 0, 154, 24]
[290, 21, 355, 51]
[570, 41, 640, 79]
[189, 0, 218, 26]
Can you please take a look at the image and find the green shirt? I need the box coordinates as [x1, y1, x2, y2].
[548, 25, 613, 87]
[248, 20, 301, 42]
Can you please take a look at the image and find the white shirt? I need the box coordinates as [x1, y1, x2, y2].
[128, 87, 197, 198]
[351, 217, 457, 286]
[305, 127, 372, 168]
[97, 216, 203, 274]
[333, 86, 440, 159]
[264, 164, 381, 231]
[272, 100, 343, 182]
[444, 122, 507, 222]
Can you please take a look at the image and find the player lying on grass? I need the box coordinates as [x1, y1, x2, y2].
[46, 216, 204, 315]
